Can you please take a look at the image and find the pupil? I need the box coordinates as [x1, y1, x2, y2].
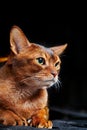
[39, 58, 43, 63]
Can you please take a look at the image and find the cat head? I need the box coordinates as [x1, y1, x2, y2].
[7, 25, 67, 90]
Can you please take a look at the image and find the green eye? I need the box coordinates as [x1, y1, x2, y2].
[36, 57, 45, 65]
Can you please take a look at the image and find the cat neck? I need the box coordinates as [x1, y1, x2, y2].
[14, 85, 48, 107]
[16, 81, 48, 99]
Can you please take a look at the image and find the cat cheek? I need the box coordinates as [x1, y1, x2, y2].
[57, 69, 60, 75]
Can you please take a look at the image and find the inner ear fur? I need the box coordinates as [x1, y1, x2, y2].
[10, 25, 31, 55]
[50, 43, 68, 55]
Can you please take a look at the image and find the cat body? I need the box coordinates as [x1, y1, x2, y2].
[0, 26, 67, 128]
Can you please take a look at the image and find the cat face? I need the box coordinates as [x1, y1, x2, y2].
[7, 26, 67, 90]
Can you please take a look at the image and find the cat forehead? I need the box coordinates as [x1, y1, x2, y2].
[39, 45, 54, 55]
[31, 43, 54, 56]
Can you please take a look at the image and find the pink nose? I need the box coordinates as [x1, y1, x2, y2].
[51, 71, 57, 77]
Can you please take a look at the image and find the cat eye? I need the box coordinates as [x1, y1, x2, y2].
[55, 61, 60, 67]
[36, 57, 45, 65]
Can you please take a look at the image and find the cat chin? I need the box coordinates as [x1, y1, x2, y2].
[41, 87, 48, 89]
[41, 87, 51, 89]
[41, 83, 55, 89]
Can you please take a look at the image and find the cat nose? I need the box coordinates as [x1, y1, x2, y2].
[51, 71, 57, 77]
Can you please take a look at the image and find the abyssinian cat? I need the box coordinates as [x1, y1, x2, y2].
[0, 25, 67, 128]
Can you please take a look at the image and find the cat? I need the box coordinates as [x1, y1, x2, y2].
[0, 25, 67, 128]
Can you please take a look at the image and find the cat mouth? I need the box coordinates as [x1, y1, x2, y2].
[45, 79, 56, 83]
[41, 79, 57, 88]
[36, 77, 58, 87]
[45, 76, 58, 83]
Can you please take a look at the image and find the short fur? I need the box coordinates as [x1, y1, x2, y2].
[0, 26, 67, 128]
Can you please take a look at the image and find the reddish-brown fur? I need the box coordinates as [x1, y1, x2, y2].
[0, 26, 67, 128]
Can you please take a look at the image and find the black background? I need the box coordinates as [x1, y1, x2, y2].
[0, 15, 87, 118]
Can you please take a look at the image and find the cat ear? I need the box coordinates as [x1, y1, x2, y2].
[10, 25, 31, 55]
[50, 43, 67, 55]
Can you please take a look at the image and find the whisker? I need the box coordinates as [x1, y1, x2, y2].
[20, 76, 41, 83]
[54, 78, 62, 92]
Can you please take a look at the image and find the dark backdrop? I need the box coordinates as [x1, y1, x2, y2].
[0, 17, 87, 117]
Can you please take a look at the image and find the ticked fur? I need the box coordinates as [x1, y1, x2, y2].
[0, 26, 67, 128]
